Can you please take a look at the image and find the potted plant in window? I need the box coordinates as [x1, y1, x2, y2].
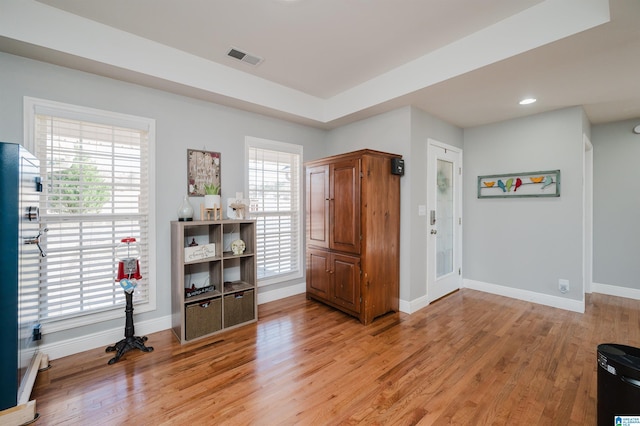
[204, 182, 221, 209]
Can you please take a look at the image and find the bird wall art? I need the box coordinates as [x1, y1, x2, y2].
[477, 170, 560, 198]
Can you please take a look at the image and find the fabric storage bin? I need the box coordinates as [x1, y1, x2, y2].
[185, 297, 222, 340]
[224, 290, 255, 327]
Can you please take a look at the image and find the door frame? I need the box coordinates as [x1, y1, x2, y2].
[426, 139, 463, 302]
[583, 135, 593, 296]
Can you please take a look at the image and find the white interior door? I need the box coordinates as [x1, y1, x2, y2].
[427, 140, 462, 303]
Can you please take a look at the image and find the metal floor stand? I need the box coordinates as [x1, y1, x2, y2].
[106, 291, 153, 364]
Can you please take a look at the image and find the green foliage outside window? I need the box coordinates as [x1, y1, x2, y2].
[49, 159, 109, 214]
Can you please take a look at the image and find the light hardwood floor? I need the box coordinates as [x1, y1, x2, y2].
[31, 289, 640, 425]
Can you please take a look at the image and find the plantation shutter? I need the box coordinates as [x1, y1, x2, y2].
[247, 139, 302, 283]
[34, 110, 150, 321]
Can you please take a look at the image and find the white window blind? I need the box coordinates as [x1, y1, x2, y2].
[30, 101, 153, 324]
[246, 138, 303, 284]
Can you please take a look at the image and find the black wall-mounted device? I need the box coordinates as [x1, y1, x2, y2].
[391, 158, 405, 176]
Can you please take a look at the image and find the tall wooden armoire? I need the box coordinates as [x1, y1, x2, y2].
[305, 149, 402, 325]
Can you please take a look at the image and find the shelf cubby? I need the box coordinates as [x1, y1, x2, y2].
[171, 219, 257, 343]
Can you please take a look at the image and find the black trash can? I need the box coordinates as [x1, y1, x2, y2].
[597, 343, 640, 425]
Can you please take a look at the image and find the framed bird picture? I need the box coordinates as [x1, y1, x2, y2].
[477, 170, 560, 198]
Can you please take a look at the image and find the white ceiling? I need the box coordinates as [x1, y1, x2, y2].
[1, 0, 639, 129]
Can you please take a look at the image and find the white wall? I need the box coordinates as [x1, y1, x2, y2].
[324, 106, 464, 308]
[463, 107, 586, 309]
[592, 118, 640, 290]
[327, 108, 411, 304]
[0, 52, 326, 351]
[3, 49, 637, 358]
[325, 107, 412, 303]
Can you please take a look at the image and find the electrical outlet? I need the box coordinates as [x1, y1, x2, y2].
[559, 279, 569, 294]
[32, 323, 42, 341]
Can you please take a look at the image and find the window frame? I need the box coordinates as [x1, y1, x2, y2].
[245, 136, 303, 287]
[23, 97, 156, 333]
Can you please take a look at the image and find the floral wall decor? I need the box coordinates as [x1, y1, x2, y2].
[187, 149, 221, 197]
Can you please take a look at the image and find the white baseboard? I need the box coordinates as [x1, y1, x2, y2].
[592, 282, 640, 300]
[40, 315, 171, 361]
[463, 279, 585, 313]
[257, 281, 306, 305]
[40, 283, 306, 361]
[399, 295, 429, 315]
[49, 280, 636, 361]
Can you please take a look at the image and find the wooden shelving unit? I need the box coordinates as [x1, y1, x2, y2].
[171, 219, 257, 344]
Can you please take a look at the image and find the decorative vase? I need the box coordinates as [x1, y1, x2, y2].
[177, 195, 194, 221]
[204, 194, 221, 209]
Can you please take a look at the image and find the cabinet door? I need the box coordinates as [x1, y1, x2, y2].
[330, 159, 361, 254]
[307, 248, 330, 299]
[331, 253, 361, 313]
[306, 165, 329, 249]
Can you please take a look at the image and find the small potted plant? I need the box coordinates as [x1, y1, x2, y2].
[204, 182, 221, 209]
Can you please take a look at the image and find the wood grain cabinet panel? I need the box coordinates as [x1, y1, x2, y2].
[306, 248, 330, 299]
[305, 149, 401, 324]
[331, 252, 361, 314]
[330, 159, 361, 254]
[305, 165, 329, 249]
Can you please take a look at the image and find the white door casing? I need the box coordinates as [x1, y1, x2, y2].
[427, 139, 462, 303]
[583, 135, 593, 295]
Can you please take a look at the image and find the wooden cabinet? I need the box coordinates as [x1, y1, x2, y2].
[305, 149, 401, 324]
[306, 159, 361, 254]
[171, 220, 257, 344]
[307, 248, 361, 314]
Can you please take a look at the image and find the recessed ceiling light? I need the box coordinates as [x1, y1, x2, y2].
[519, 98, 537, 105]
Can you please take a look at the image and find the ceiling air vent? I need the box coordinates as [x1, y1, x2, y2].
[227, 47, 263, 66]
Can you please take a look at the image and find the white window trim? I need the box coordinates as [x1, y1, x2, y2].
[23, 96, 157, 334]
[245, 136, 303, 287]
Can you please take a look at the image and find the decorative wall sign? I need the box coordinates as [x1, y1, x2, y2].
[477, 170, 560, 198]
[187, 149, 221, 197]
[184, 243, 216, 263]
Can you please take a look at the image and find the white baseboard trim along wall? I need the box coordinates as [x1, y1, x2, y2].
[591, 282, 640, 300]
[463, 279, 586, 313]
[400, 295, 428, 315]
[39, 315, 172, 361]
[41, 282, 307, 360]
[257, 281, 306, 305]
[41, 280, 640, 360]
